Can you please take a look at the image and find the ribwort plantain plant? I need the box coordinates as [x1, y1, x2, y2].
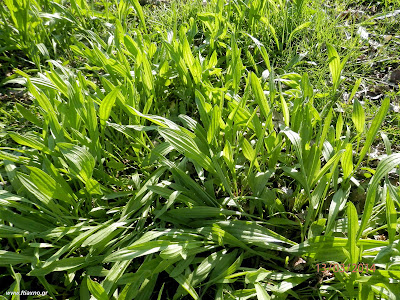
[1, 0, 399, 299]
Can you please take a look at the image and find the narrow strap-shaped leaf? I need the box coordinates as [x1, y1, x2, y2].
[346, 201, 359, 264]
[355, 97, 390, 170]
[326, 188, 346, 234]
[287, 22, 311, 44]
[281, 128, 311, 195]
[250, 72, 271, 124]
[16, 103, 42, 127]
[100, 87, 120, 131]
[159, 128, 214, 173]
[326, 44, 341, 89]
[255, 283, 271, 300]
[87, 277, 109, 300]
[0, 250, 35, 265]
[357, 153, 400, 239]
[385, 185, 397, 244]
[341, 143, 353, 180]
[352, 98, 365, 134]
[129, 0, 147, 33]
[27, 166, 75, 205]
[8, 132, 48, 153]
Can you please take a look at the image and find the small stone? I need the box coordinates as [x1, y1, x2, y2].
[390, 103, 400, 113]
[384, 35, 392, 42]
[389, 69, 400, 84]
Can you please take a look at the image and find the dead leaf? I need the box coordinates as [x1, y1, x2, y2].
[290, 257, 307, 271]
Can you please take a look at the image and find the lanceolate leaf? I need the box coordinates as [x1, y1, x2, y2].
[326, 44, 341, 89]
[87, 277, 108, 300]
[385, 187, 397, 244]
[358, 154, 400, 239]
[341, 143, 353, 180]
[9, 132, 47, 152]
[288, 22, 311, 43]
[27, 166, 75, 205]
[346, 201, 359, 264]
[352, 98, 365, 134]
[250, 72, 271, 123]
[0, 251, 35, 265]
[326, 188, 346, 234]
[57, 143, 96, 183]
[99, 86, 120, 131]
[130, 0, 147, 33]
[255, 283, 271, 300]
[356, 97, 390, 169]
[159, 128, 214, 173]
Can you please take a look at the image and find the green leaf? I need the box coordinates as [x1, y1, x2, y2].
[381, 132, 392, 155]
[327, 44, 341, 89]
[166, 266, 199, 299]
[242, 139, 256, 163]
[211, 220, 297, 250]
[310, 175, 328, 209]
[255, 283, 271, 300]
[281, 128, 310, 194]
[81, 221, 126, 248]
[288, 22, 311, 44]
[336, 113, 344, 140]
[250, 72, 271, 123]
[358, 153, 400, 239]
[385, 186, 397, 243]
[17, 172, 53, 207]
[356, 98, 390, 169]
[0, 251, 34, 265]
[313, 149, 345, 186]
[348, 78, 362, 103]
[29, 257, 87, 276]
[280, 95, 290, 127]
[341, 143, 353, 179]
[130, 0, 147, 33]
[16, 103, 42, 127]
[207, 106, 220, 144]
[282, 167, 308, 194]
[9, 132, 48, 152]
[26, 80, 62, 138]
[0, 150, 30, 163]
[102, 260, 133, 294]
[87, 277, 109, 300]
[281, 129, 303, 166]
[288, 236, 388, 260]
[27, 166, 75, 205]
[100, 87, 120, 131]
[182, 33, 200, 84]
[326, 188, 347, 234]
[346, 201, 359, 264]
[58, 143, 96, 183]
[318, 108, 333, 150]
[352, 98, 365, 134]
[167, 207, 241, 219]
[260, 18, 280, 51]
[141, 54, 154, 95]
[159, 128, 214, 173]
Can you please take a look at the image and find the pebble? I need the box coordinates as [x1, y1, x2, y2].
[389, 69, 400, 84]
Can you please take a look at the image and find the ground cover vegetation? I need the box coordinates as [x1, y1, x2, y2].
[1, 0, 400, 298]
